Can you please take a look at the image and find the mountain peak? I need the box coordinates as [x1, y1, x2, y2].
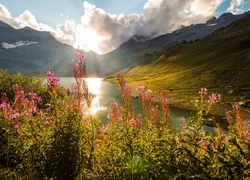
[218, 12, 234, 20]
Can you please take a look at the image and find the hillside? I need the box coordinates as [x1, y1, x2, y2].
[100, 12, 250, 75]
[0, 21, 101, 77]
[1, 12, 248, 77]
[114, 13, 250, 117]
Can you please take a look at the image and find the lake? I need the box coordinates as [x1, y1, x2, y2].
[59, 77, 220, 133]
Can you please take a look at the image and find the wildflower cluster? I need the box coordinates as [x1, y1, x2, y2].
[46, 67, 60, 89]
[0, 84, 43, 133]
[107, 101, 122, 122]
[0, 56, 249, 179]
[72, 49, 92, 109]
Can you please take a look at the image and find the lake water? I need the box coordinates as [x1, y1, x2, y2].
[59, 77, 220, 132]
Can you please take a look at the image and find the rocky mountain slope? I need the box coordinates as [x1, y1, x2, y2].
[113, 13, 250, 117]
[0, 21, 100, 77]
[0, 11, 249, 77]
[100, 11, 250, 75]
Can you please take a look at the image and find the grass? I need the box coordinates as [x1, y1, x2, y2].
[1, 70, 250, 179]
[108, 14, 250, 118]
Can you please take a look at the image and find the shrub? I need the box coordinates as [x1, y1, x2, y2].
[0, 52, 249, 179]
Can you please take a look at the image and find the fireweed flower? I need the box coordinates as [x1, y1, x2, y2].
[111, 101, 118, 108]
[44, 119, 53, 126]
[181, 117, 186, 129]
[146, 89, 152, 97]
[69, 84, 78, 95]
[75, 51, 85, 63]
[47, 67, 60, 88]
[208, 93, 221, 103]
[199, 87, 208, 95]
[14, 124, 19, 132]
[137, 85, 145, 92]
[99, 124, 110, 134]
[159, 90, 170, 126]
[0, 102, 10, 109]
[11, 113, 19, 119]
[243, 130, 249, 139]
[72, 63, 80, 71]
[107, 101, 122, 122]
[128, 117, 142, 128]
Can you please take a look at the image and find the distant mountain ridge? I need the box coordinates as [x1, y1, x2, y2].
[0, 11, 249, 76]
[99, 11, 250, 75]
[118, 12, 250, 109]
[0, 21, 74, 76]
[0, 21, 102, 77]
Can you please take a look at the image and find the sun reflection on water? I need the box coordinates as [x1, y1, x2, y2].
[86, 78, 106, 114]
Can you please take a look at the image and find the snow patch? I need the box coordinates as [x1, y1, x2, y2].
[206, 23, 218, 27]
[2, 41, 38, 49]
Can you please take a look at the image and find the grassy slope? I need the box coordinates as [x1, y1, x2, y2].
[113, 14, 250, 117]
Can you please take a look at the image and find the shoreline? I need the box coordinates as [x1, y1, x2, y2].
[130, 88, 250, 131]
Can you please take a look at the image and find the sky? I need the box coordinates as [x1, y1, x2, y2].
[0, 0, 249, 54]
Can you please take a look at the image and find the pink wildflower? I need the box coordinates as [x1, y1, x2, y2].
[44, 119, 53, 126]
[75, 51, 85, 62]
[199, 87, 208, 96]
[181, 117, 186, 130]
[37, 96, 42, 103]
[128, 117, 142, 128]
[99, 124, 110, 134]
[47, 67, 60, 88]
[107, 101, 122, 122]
[11, 113, 19, 119]
[243, 130, 249, 139]
[146, 89, 152, 96]
[137, 85, 145, 92]
[0, 102, 10, 109]
[14, 124, 19, 132]
[208, 93, 221, 103]
[72, 63, 80, 71]
[111, 101, 119, 108]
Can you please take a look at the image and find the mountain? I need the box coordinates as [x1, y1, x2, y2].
[0, 21, 101, 77]
[100, 11, 250, 75]
[0, 11, 249, 77]
[115, 12, 250, 114]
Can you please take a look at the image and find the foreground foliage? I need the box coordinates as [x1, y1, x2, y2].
[0, 52, 249, 179]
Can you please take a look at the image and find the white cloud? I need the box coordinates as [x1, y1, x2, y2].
[227, 0, 244, 14]
[0, 1, 225, 54]
[77, 0, 224, 53]
[2, 41, 38, 49]
[0, 4, 53, 31]
[0, 4, 19, 27]
[50, 19, 77, 46]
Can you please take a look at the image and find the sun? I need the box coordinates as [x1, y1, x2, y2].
[74, 28, 104, 54]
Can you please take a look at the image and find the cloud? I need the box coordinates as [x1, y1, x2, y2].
[0, 1, 225, 54]
[77, 0, 224, 53]
[0, 4, 19, 27]
[2, 41, 38, 49]
[227, 0, 244, 14]
[0, 4, 53, 31]
[50, 19, 77, 46]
